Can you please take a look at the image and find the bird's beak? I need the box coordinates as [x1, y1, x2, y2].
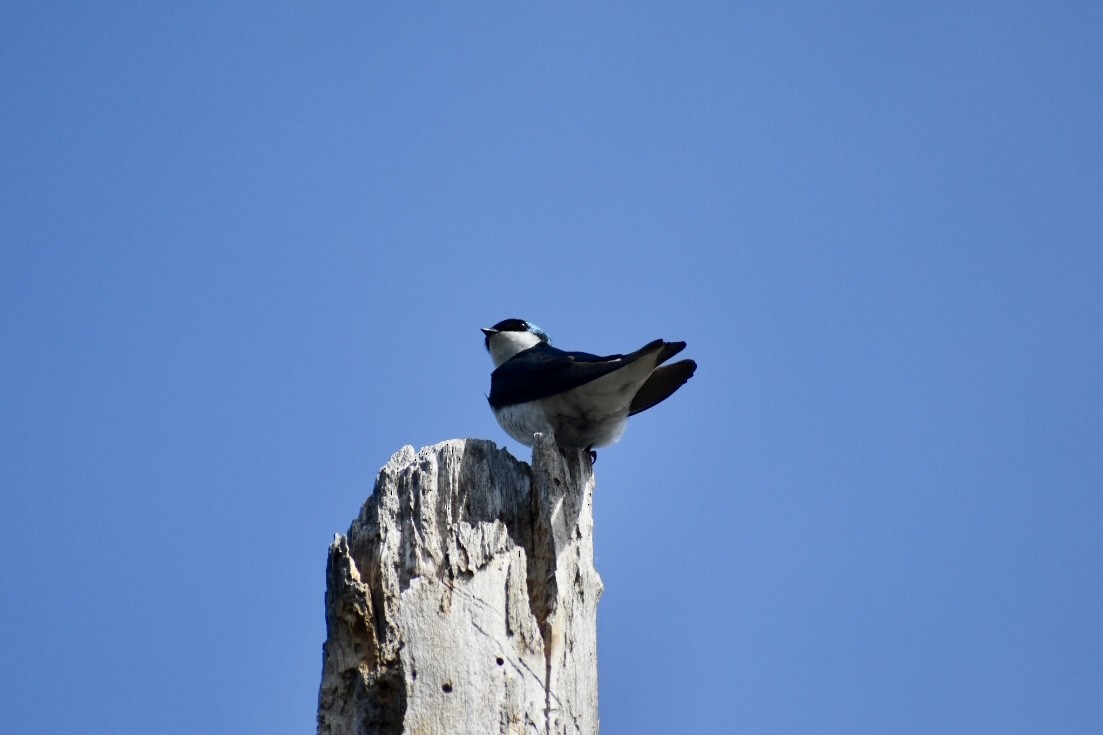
[480, 328, 498, 337]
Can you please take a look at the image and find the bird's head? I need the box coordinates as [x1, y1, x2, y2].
[481, 318, 549, 367]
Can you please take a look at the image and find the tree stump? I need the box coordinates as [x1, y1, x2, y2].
[317, 434, 602, 735]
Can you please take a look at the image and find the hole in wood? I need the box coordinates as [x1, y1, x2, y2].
[441, 682, 453, 693]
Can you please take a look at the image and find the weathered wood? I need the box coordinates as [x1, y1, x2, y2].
[317, 434, 602, 735]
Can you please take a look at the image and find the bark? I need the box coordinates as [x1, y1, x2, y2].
[317, 434, 602, 735]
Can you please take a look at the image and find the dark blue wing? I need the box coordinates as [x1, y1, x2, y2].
[488, 342, 636, 408]
[562, 349, 624, 363]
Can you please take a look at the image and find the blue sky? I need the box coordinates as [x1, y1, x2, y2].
[2, 3, 1101, 733]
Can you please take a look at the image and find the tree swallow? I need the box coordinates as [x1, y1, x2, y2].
[481, 318, 697, 456]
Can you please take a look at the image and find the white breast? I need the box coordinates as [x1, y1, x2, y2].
[492, 402, 555, 447]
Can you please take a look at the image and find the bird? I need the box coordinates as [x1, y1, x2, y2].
[481, 318, 696, 457]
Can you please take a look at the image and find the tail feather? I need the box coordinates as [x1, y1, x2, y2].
[628, 359, 697, 416]
[654, 340, 686, 365]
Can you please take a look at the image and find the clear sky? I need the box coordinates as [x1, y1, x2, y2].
[2, 3, 1101, 734]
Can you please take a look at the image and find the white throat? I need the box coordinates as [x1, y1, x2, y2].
[488, 330, 544, 367]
